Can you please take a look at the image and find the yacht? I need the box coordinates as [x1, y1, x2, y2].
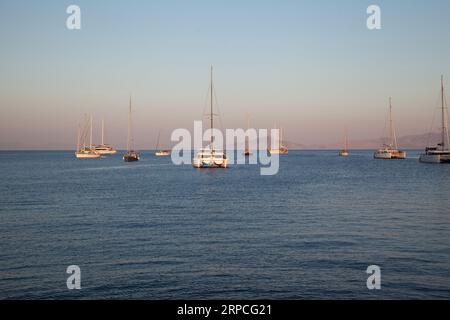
[123, 96, 140, 162]
[75, 115, 101, 159]
[155, 131, 171, 156]
[419, 76, 450, 163]
[268, 126, 289, 155]
[339, 128, 349, 157]
[92, 119, 117, 155]
[192, 66, 228, 168]
[374, 97, 406, 159]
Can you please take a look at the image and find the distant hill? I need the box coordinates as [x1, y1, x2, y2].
[285, 133, 443, 150]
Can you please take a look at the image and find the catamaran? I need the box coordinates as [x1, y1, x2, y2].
[75, 115, 101, 159]
[374, 97, 406, 159]
[268, 125, 289, 155]
[419, 76, 450, 163]
[123, 96, 140, 162]
[155, 130, 171, 156]
[92, 119, 117, 155]
[192, 66, 228, 168]
[339, 128, 349, 157]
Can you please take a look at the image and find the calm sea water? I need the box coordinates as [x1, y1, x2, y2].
[0, 150, 449, 299]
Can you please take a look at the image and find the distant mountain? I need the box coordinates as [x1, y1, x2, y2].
[285, 133, 443, 150]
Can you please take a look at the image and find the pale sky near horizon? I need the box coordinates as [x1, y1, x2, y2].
[1, 0, 450, 149]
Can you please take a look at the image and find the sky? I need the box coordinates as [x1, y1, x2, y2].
[1, 0, 450, 149]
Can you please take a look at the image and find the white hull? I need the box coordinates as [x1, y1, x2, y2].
[193, 158, 228, 168]
[374, 149, 406, 159]
[419, 153, 450, 163]
[155, 151, 171, 156]
[268, 148, 289, 155]
[75, 152, 101, 159]
[95, 149, 117, 155]
[339, 151, 349, 157]
[193, 148, 228, 168]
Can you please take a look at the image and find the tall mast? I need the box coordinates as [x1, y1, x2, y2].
[344, 127, 348, 150]
[127, 96, 132, 152]
[280, 128, 283, 147]
[77, 125, 81, 152]
[101, 119, 104, 145]
[441, 75, 447, 151]
[389, 97, 398, 149]
[90, 114, 93, 149]
[156, 130, 160, 151]
[246, 113, 250, 152]
[210, 65, 214, 148]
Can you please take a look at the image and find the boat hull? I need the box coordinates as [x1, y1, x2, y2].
[155, 151, 171, 156]
[123, 151, 140, 162]
[123, 156, 139, 162]
[75, 152, 101, 159]
[339, 150, 349, 157]
[268, 149, 289, 155]
[193, 158, 228, 168]
[96, 150, 117, 155]
[419, 153, 450, 163]
[374, 150, 406, 159]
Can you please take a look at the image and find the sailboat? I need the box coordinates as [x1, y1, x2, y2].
[123, 96, 140, 162]
[374, 97, 406, 159]
[268, 125, 289, 155]
[92, 119, 117, 155]
[75, 115, 101, 159]
[192, 66, 228, 168]
[155, 131, 171, 156]
[339, 128, 349, 157]
[419, 76, 450, 163]
[244, 113, 252, 156]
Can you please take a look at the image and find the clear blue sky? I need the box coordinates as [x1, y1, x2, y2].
[1, 0, 450, 149]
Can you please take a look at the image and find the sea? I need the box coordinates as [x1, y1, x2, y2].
[0, 150, 449, 299]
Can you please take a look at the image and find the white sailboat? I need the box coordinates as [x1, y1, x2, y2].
[374, 97, 406, 159]
[192, 66, 228, 169]
[92, 119, 117, 155]
[419, 76, 450, 163]
[339, 128, 349, 157]
[155, 131, 171, 156]
[75, 115, 101, 159]
[268, 125, 289, 155]
[123, 96, 140, 162]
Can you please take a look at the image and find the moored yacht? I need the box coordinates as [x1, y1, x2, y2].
[374, 97, 406, 159]
[92, 119, 117, 155]
[75, 115, 101, 159]
[420, 76, 450, 163]
[268, 126, 289, 155]
[193, 147, 228, 168]
[339, 128, 349, 157]
[155, 130, 171, 157]
[192, 66, 228, 168]
[123, 96, 140, 162]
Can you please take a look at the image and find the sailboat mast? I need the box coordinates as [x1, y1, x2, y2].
[127, 96, 131, 152]
[280, 127, 283, 147]
[156, 131, 160, 151]
[344, 127, 348, 150]
[101, 119, 104, 145]
[210, 65, 214, 148]
[77, 125, 81, 152]
[90, 115, 93, 149]
[246, 113, 250, 152]
[441, 75, 446, 151]
[389, 97, 398, 149]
